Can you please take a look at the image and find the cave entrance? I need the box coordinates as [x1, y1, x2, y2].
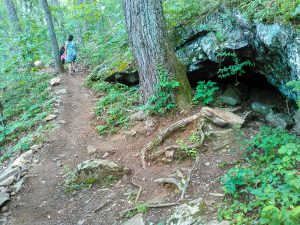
[187, 64, 286, 109]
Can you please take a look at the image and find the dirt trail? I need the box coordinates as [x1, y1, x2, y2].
[3, 71, 240, 225]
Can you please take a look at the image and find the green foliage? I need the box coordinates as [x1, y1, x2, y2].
[125, 203, 149, 219]
[141, 67, 179, 115]
[287, 80, 300, 108]
[221, 0, 300, 23]
[217, 52, 254, 79]
[175, 139, 197, 160]
[93, 82, 139, 134]
[219, 126, 300, 224]
[0, 72, 55, 162]
[193, 80, 219, 105]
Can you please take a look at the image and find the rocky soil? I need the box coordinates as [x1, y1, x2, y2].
[0, 68, 298, 225]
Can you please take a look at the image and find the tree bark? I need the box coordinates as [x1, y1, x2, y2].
[4, 0, 22, 32]
[40, 0, 64, 73]
[123, 0, 192, 109]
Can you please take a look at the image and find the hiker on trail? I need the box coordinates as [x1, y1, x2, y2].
[65, 35, 77, 75]
[60, 46, 66, 64]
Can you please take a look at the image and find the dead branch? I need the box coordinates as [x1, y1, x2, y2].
[120, 202, 179, 217]
[180, 120, 205, 201]
[94, 199, 112, 213]
[141, 112, 203, 168]
[131, 172, 142, 203]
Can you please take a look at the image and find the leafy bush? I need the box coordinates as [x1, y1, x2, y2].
[217, 52, 254, 79]
[219, 126, 300, 224]
[287, 80, 300, 108]
[93, 82, 139, 134]
[141, 68, 179, 115]
[193, 80, 219, 105]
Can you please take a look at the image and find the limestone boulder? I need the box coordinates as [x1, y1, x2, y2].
[75, 159, 130, 183]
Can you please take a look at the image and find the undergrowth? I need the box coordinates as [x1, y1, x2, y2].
[193, 80, 219, 105]
[219, 126, 300, 224]
[64, 166, 117, 193]
[141, 68, 180, 115]
[91, 81, 139, 135]
[0, 72, 55, 162]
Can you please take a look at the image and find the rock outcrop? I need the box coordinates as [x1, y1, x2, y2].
[175, 8, 300, 100]
[75, 159, 130, 183]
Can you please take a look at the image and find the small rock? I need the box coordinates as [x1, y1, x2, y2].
[145, 118, 156, 128]
[294, 111, 300, 133]
[56, 89, 67, 95]
[77, 219, 85, 225]
[0, 167, 21, 184]
[59, 120, 66, 124]
[0, 176, 15, 186]
[219, 84, 242, 106]
[50, 77, 61, 86]
[75, 159, 130, 183]
[12, 150, 33, 168]
[34, 60, 43, 67]
[0, 187, 10, 208]
[130, 111, 148, 121]
[123, 213, 145, 225]
[45, 114, 57, 121]
[87, 146, 97, 155]
[251, 102, 273, 115]
[30, 144, 41, 152]
[1, 206, 8, 213]
[165, 150, 174, 161]
[166, 198, 206, 225]
[204, 162, 210, 166]
[266, 112, 292, 129]
[14, 177, 26, 193]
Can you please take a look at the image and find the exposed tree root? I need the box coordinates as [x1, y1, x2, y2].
[120, 202, 179, 217]
[131, 172, 142, 203]
[154, 120, 206, 201]
[141, 112, 202, 168]
[180, 120, 205, 200]
[94, 199, 112, 213]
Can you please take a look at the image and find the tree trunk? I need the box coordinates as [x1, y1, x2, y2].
[123, 0, 192, 109]
[4, 0, 22, 32]
[40, 0, 64, 73]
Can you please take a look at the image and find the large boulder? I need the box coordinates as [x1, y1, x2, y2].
[175, 8, 300, 101]
[294, 111, 300, 133]
[251, 102, 273, 115]
[75, 159, 130, 183]
[219, 84, 242, 106]
[201, 107, 245, 128]
[266, 112, 293, 129]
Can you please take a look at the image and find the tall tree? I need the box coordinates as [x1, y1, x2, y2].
[123, 0, 192, 109]
[4, 0, 22, 32]
[40, 0, 64, 73]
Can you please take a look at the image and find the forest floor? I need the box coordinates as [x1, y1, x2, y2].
[2, 70, 247, 225]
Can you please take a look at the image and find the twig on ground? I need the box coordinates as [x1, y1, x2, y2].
[120, 202, 179, 217]
[131, 172, 142, 203]
[94, 199, 112, 213]
[141, 112, 203, 168]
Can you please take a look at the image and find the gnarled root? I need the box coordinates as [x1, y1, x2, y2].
[154, 120, 206, 201]
[141, 112, 202, 168]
